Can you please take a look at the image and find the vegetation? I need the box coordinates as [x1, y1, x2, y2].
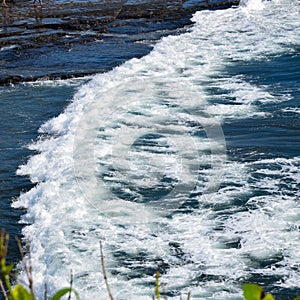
[242, 284, 300, 300]
[1, 229, 299, 300]
[0, 229, 79, 300]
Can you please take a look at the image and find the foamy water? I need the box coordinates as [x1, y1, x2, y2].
[13, 0, 300, 298]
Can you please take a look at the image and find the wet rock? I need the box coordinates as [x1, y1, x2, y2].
[0, 0, 239, 85]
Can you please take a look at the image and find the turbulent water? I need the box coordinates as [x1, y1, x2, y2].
[11, 0, 299, 298]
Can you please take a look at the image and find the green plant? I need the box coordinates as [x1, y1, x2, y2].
[155, 271, 161, 300]
[243, 283, 274, 300]
[243, 283, 300, 300]
[0, 229, 80, 300]
[153, 271, 191, 300]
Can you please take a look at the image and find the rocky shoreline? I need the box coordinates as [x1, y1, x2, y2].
[0, 0, 239, 85]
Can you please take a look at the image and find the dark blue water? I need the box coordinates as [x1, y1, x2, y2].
[0, 82, 83, 262]
[218, 53, 300, 298]
[224, 53, 300, 159]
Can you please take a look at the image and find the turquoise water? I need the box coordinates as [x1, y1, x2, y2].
[1, 0, 299, 299]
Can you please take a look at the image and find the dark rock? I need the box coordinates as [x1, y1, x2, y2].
[0, 0, 239, 85]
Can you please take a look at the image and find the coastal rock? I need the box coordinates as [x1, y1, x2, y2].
[0, 0, 239, 85]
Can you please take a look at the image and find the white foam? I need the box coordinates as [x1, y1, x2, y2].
[282, 107, 300, 114]
[13, 0, 300, 298]
[0, 44, 18, 51]
[23, 76, 90, 88]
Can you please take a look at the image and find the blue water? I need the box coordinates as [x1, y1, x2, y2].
[224, 53, 299, 158]
[1, 0, 299, 299]
[0, 81, 84, 263]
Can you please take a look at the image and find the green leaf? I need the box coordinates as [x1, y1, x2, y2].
[293, 297, 300, 300]
[9, 284, 34, 300]
[2, 263, 14, 276]
[243, 283, 274, 300]
[50, 287, 80, 300]
[262, 294, 275, 300]
[243, 283, 264, 300]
